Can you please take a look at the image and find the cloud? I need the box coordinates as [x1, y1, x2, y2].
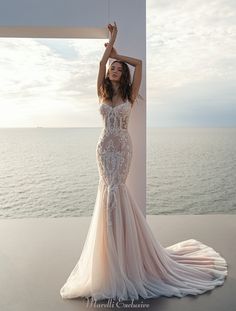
[147, 0, 236, 90]
[147, 0, 236, 126]
[0, 37, 107, 127]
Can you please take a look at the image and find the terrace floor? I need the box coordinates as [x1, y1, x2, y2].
[0, 215, 235, 311]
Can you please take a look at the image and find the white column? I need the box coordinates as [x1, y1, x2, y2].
[108, 0, 146, 215]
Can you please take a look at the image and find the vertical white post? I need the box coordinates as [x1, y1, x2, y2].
[109, 0, 146, 215]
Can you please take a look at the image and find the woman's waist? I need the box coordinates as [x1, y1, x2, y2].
[103, 115, 129, 131]
[102, 127, 130, 135]
[98, 128, 131, 140]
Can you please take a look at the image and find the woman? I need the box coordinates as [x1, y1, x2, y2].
[97, 22, 142, 107]
[60, 22, 227, 302]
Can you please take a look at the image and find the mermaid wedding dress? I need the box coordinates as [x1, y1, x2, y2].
[60, 99, 227, 301]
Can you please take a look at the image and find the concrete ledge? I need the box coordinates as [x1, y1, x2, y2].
[0, 215, 235, 311]
[0, 26, 107, 38]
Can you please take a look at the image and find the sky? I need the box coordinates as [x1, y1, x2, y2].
[0, 0, 235, 128]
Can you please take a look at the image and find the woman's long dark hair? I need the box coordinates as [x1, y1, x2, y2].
[99, 60, 143, 107]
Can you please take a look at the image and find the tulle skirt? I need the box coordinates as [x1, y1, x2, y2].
[60, 179, 227, 301]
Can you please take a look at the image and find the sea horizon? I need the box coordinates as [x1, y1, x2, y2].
[0, 126, 236, 128]
[0, 127, 235, 218]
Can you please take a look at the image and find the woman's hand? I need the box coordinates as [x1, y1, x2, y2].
[108, 22, 118, 44]
[104, 43, 118, 59]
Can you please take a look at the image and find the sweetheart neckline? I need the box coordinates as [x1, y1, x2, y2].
[100, 101, 131, 109]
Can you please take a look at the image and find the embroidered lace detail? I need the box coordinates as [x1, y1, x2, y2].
[96, 101, 132, 226]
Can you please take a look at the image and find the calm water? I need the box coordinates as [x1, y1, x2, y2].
[0, 128, 235, 218]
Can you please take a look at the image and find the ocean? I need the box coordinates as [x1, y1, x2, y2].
[0, 128, 235, 218]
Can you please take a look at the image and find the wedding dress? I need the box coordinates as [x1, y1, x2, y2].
[60, 99, 227, 301]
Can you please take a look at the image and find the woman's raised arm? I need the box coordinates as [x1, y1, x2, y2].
[97, 22, 117, 97]
[114, 53, 142, 103]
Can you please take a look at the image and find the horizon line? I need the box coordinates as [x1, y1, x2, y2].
[0, 126, 236, 129]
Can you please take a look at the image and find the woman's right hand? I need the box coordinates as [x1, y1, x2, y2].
[108, 22, 118, 43]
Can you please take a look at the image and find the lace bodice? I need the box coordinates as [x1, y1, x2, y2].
[98, 100, 132, 133]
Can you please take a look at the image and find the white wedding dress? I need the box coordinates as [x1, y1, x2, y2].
[60, 100, 227, 301]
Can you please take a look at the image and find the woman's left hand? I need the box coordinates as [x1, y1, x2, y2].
[104, 43, 118, 59]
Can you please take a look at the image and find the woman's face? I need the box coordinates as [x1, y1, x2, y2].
[108, 62, 123, 82]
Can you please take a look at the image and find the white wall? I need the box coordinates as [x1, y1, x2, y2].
[0, 0, 146, 215]
[108, 0, 146, 214]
